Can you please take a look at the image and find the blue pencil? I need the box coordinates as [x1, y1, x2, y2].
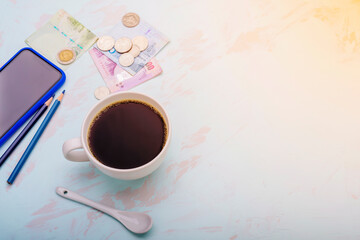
[0, 95, 54, 168]
[7, 90, 65, 185]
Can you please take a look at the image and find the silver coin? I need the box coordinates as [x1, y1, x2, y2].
[114, 37, 132, 53]
[132, 36, 148, 51]
[119, 53, 135, 67]
[97, 36, 115, 51]
[94, 86, 110, 100]
[128, 45, 140, 57]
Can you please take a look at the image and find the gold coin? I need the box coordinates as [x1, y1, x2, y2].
[122, 12, 140, 28]
[57, 48, 76, 65]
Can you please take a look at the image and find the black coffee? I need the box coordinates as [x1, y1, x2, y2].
[88, 100, 167, 169]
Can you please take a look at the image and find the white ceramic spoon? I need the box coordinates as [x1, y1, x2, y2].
[56, 187, 152, 234]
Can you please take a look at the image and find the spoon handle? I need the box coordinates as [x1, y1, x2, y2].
[56, 186, 114, 216]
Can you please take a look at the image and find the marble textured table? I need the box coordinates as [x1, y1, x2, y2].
[1, 0, 360, 239]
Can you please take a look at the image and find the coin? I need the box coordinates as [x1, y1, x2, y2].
[94, 86, 110, 100]
[56, 48, 76, 65]
[128, 45, 140, 57]
[97, 36, 115, 51]
[132, 36, 148, 51]
[114, 37, 132, 53]
[119, 53, 134, 67]
[122, 12, 140, 28]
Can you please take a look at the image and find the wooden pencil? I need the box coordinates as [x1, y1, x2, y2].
[0, 95, 54, 168]
[7, 90, 65, 185]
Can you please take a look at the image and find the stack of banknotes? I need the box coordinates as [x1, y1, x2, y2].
[25, 9, 168, 93]
[90, 48, 163, 92]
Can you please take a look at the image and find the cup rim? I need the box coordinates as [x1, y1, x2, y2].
[81, 91, 171, 173]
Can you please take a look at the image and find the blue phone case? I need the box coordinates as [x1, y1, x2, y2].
[0, 47, 66, 147]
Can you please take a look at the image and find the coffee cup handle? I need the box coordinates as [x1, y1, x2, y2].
[62, 138, 89, 162]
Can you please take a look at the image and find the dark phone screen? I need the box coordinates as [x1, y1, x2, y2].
[0, 49, 62, 138]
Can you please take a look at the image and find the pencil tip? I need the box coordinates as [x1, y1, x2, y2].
[62, 90, 65, 94]
[58, 90, 65, 101]
[52, 94, 55, 98]
[7, 181, 12, 185]
[45, 95, 54, 106]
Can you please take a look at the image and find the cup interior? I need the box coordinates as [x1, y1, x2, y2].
[81, 92, 170, 172]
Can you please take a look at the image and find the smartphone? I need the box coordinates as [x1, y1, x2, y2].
[0, 48, 66, 147]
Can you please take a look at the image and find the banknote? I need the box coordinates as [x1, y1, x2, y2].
[97, 14, 168, 75]
[25, 9, 98, 70]
[89, 47, 162, 92]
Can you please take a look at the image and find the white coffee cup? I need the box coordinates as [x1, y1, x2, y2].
[62, 92, 171, 180]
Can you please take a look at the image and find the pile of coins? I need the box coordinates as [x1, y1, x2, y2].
[96, 35, 148, 67]
[94, 13, 147, 100]
[96, 13, 147, 67]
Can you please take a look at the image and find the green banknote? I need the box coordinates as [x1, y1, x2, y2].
[25, 9, 98, 70]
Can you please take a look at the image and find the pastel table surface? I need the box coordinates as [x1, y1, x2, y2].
[1, 0, 360, 239]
